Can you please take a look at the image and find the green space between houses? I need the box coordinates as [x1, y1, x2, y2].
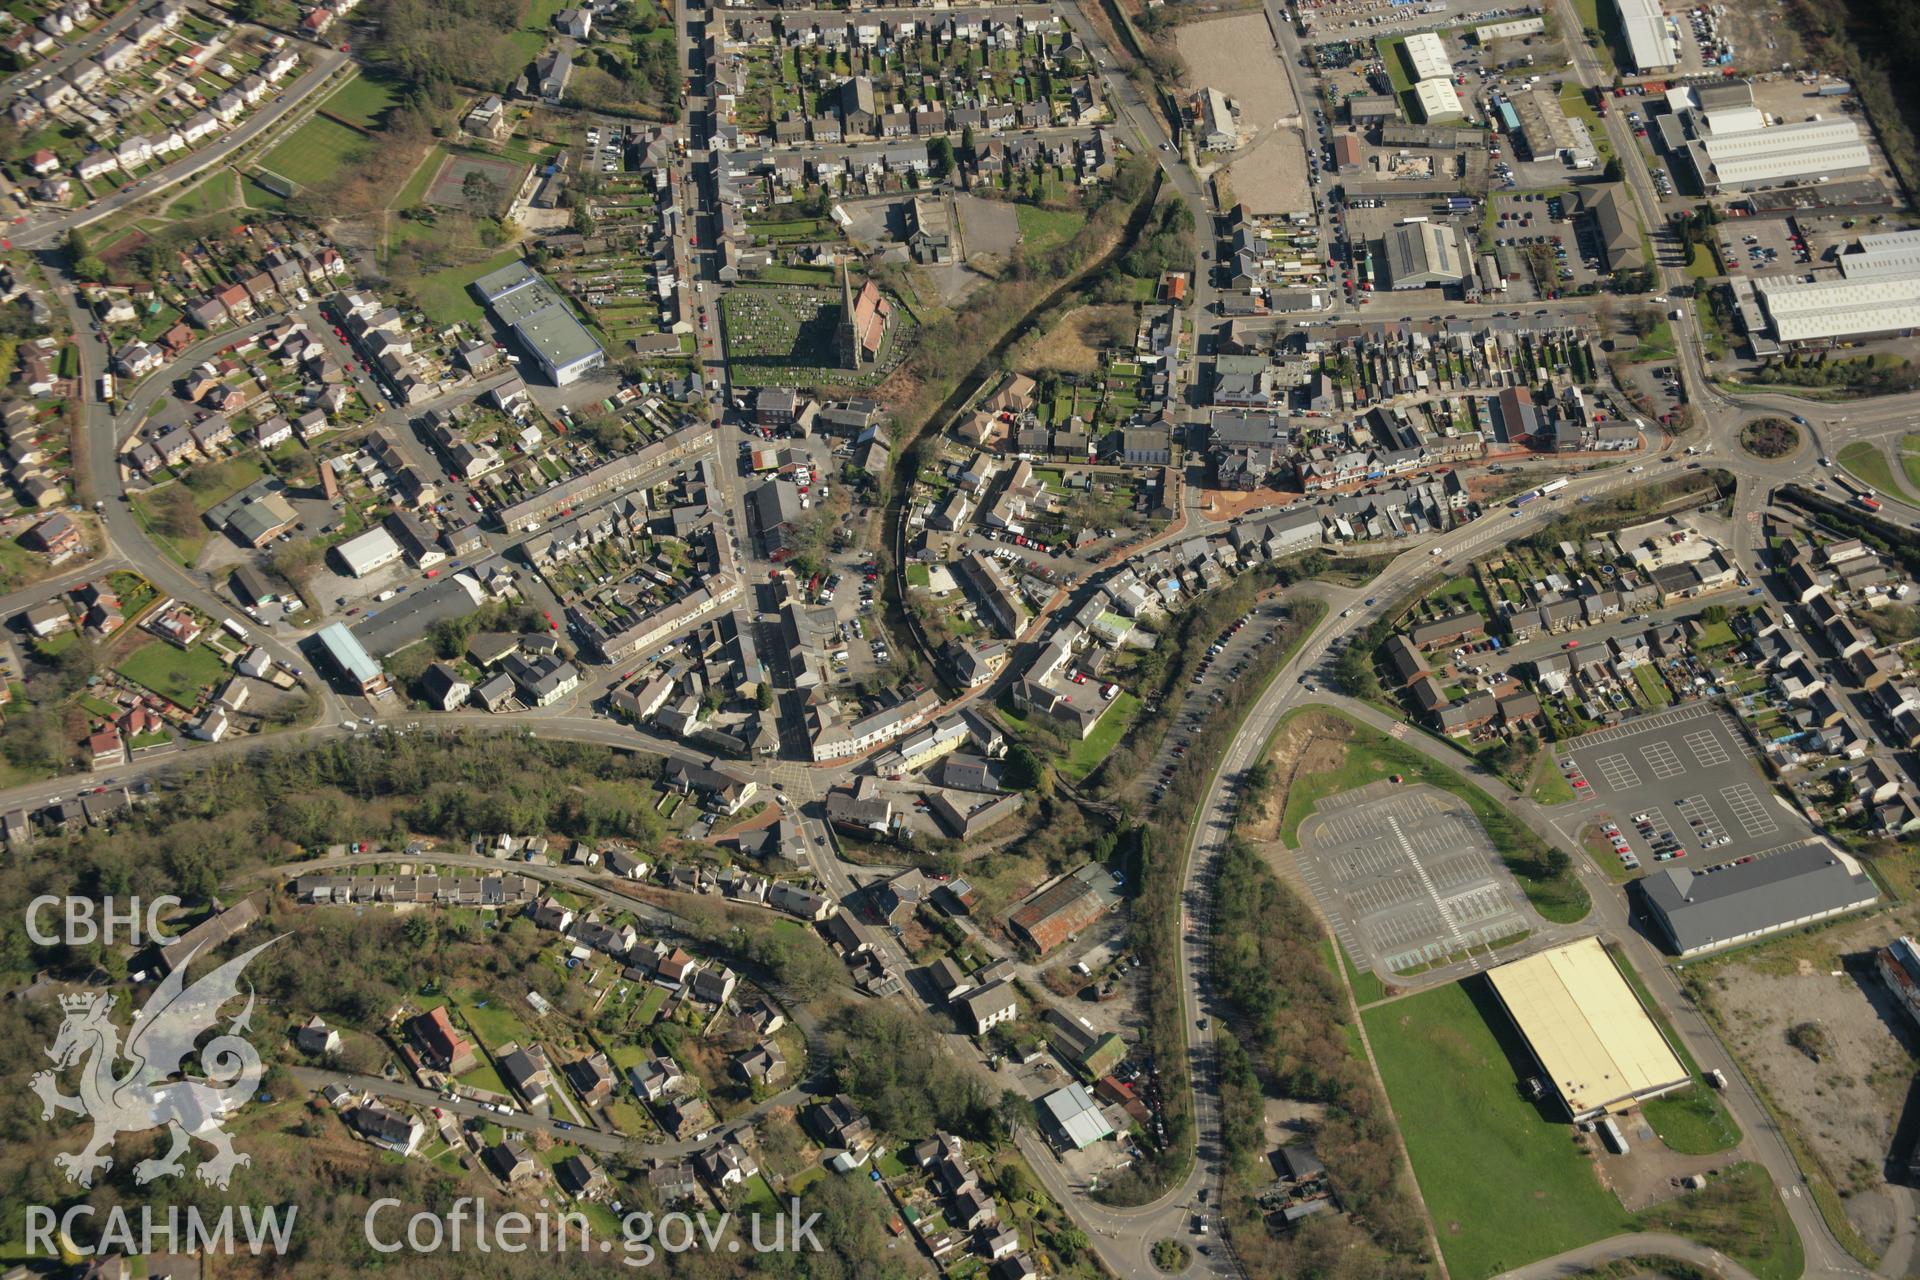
[1839, 441, 1920, 506]
[453, 994, 532, 1053]
[905, 563, 931, 588]
[1366, 978, 1798, 1280]
[507, 0, 572, 64]
[1058, 691, 1140, 782]
[115, 641, 228, 709]
[1632, 662, 1672, 708]
[413, 248, 526, 329]
[1015, 202, 1087, 255]
[259, 115, 367, 189]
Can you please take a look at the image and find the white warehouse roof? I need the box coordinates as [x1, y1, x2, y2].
[1694, 117, 1870, 188]
[1413, 78, 1464, 122]
[334, 527, 402, 578]
[1756, 273, 1920, 342]
[1613, 0, 1676, 70]
[1402, 31, 1452, 81]
[1838, 229, 1920, 280]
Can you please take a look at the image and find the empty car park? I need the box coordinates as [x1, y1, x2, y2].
[1294, 782, 1534, 979]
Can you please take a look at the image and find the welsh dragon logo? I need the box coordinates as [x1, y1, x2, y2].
[32, 937, 280, 1190]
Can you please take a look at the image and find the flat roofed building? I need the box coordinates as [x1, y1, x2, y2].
[471, 260, 605, 385]
[1755, 273, 1920, 344]
[1485, 937, 1690, 1121]
[1401, 31, 1451, 82]
[1411, 78, 1463, 123]
[1612, 0, 1676, 71]
[1639, 841, 1879, 956]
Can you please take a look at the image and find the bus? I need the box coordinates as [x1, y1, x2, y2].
[96, 374, 115, 402]
[1834, 472, 1871, 500]
[221, 617, 250, 643]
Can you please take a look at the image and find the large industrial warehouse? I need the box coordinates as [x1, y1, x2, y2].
[1484, 937, 1691, 1122]
[1380, 221, 1466, 289]
[1639, 841, 1879, 956]
[1612, 0, 1676, 72]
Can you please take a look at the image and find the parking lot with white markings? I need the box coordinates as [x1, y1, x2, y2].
[1294, 783, 1534, 978]
[1562, 703, 1813, 872]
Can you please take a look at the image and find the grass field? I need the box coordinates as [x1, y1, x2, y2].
[1901, 434, 1920, 494]
[320, 72, 397, 129]
[1059, 691, 1139, 782]
[1839, 441, 1920, 505]
[115, 641, 228, 708]
[394, 147, 445, 210]
[259, 116, 365, 188]
[1366, 979, 1631, 1278]
[1528, 754, 1577, 805]
[164, 169, 240, 221]
[413, 248, 525, 328]
[1015, 203, 1087, 255]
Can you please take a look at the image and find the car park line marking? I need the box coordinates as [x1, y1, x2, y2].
[1722, 783, 1777, 837]
[1684, 728, 1730, 767]
[1642, 740, 1686, 780]
[1595, 752, 1642, 791]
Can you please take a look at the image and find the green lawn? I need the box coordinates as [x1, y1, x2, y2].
[115, 641, 229, 709]
[394, 146, 445, 210]
[258, 116, 366, 188]
[1692, 621, 1736, 651]
[413, 248, 526, 329]
[1839, 441, 1920, 505]
[1632, 663, 1672, 708]
[1015, 203, 1087, 255]
[1367, 979, 1631, 1278]
[319, 72, 398, 129]
[905, 564, 931, 588]
[163, 169, 240, 221]
[1529, 755, 1577, 805]
[633, 985, 668, 1024]
[455, 995, 532, 1053]
[1059, 691, 1139, 782]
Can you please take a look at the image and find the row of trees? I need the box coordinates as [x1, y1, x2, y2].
[1210, 838, 1435, 1278]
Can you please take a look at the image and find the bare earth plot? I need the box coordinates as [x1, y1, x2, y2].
[1175, 13, 1298, 133]
[1015, 304, 1134, 375]
[1222, 126, 1312, 217]
[1705, 942, 1918, 1255]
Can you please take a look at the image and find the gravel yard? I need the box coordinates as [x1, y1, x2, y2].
[1177, 12, 1299, 138]
[1699, 931, 1920, 1256]
[1221, 127, 1312, 217]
